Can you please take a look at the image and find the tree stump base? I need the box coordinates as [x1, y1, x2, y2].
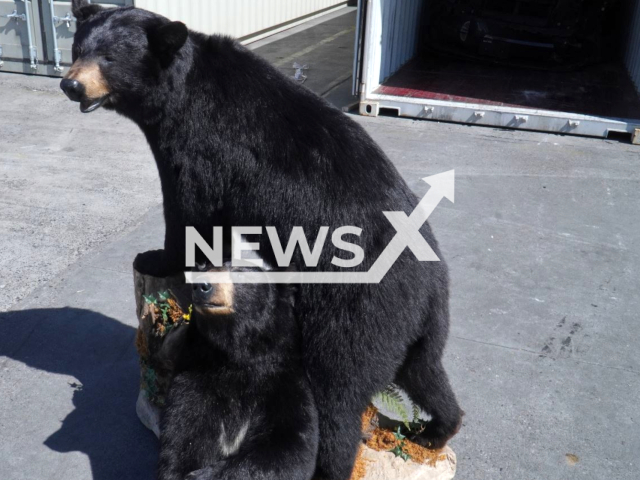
[133, 263, 191, 433]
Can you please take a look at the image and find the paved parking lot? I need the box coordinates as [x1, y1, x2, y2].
[1, 7, 639, 480]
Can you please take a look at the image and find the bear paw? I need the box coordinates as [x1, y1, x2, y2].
[133, 249, 181, 277]
[409, 412, 464, 450]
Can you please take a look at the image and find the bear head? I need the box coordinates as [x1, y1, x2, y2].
[60, 0, 188, 114]
[190, 261, 298, 360]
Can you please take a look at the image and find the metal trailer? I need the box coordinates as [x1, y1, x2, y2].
[0, 0, 347, 76]
[353, 0, 640, 143]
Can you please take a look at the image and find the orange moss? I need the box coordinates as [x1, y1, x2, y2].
[361, 405, 379, 435]
[403, 439, 448, 467]
[361, 407, 448, 468]
[167, 298, 184, 323]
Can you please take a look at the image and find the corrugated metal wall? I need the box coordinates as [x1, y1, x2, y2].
[625, 0, 640, 93]
[135, 0, 345, 40]
[378, 0, 422, 83]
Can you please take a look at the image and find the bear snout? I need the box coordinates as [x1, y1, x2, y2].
[60, 78, 85, 103]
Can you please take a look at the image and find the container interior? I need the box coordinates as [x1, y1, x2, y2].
[373, 0, 640, 121]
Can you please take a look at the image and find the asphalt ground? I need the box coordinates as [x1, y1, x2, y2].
[1, 7, 639, 480]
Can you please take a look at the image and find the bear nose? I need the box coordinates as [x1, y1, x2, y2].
[60, 78, 85, 102]
[192, 283, 214, 302]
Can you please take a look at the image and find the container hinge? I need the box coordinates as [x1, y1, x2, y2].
[0, 45, 3, 68]
[53, 12, 76, 29]
[50, 4, 77, 73]
[2, 10, 26, 22]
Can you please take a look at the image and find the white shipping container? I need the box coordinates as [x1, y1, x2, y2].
[354, 0, 640, 143]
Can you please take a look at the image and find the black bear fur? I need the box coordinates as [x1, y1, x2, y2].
[159, 263, 318, 480]
[67, 3, 463, 479]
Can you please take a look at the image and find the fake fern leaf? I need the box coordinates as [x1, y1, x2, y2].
[412, 402, 421, 424]
[374, 384, 411, 428]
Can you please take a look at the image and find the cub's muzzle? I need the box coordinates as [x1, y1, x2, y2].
[191, 275, 234, 315]
[192, 282, 214, 303]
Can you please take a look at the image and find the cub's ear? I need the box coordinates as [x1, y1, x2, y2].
[148, 21, 188, 66]
[72, 0, 104, 25]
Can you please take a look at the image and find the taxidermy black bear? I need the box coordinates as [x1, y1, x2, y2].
[62, 2, 463, 478]
[159, 262, 318, 480]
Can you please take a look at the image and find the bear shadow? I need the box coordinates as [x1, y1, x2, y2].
[0, 307, 157, 480]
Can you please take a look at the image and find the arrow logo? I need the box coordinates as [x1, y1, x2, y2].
[186, 171, 455, 284]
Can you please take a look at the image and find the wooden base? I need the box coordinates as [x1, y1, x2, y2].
[357, 445, 456, 480]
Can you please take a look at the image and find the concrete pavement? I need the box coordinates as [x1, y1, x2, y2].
[1, 7, 639, 480]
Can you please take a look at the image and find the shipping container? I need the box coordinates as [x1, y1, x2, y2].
[0, 0, 347, 75]
[354, 0, 640, 143]
[1, 0, 131, 75]
[0, 0, 46, 74]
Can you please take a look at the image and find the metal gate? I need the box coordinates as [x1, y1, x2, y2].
[0, 0, 131, 75]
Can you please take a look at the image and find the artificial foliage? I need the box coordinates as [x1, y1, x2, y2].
[372, 383, 425, 429]
[136, 289, 192, 406]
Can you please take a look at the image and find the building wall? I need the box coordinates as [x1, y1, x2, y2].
[135, 0, 346, 40]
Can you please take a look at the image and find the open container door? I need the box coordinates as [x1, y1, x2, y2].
[352, 0, 367, 96]
[357, 0, 640, 143]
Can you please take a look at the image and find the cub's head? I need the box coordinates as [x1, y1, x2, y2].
[190, 261, 297, 352]
[60, 0, 188, 113]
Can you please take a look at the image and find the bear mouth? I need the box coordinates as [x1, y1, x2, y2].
[80, 95, 109, 113]
[194, 303, 234, 315]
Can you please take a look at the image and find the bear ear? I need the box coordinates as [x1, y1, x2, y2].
[148, 21, 189, 65]
[72, 0, 104, 25]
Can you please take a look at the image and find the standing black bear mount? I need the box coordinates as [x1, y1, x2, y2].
[65, 2, 463, 479]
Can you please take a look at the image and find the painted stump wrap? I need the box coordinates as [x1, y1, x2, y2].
[133, 266, 190, 435]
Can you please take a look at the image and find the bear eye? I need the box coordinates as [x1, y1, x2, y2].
[103, 55, 115, 63]
[196, 261, 207, 271]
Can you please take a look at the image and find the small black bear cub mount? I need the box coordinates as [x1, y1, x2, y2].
[158, 262, 318, 480]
